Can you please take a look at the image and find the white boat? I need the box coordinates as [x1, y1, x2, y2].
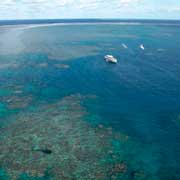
[104, 55, 117, 63]
[140, 44, 145, 50]
[122, 43, 128, 49]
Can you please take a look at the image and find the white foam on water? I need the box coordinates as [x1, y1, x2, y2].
[157, 48, 165, 52]
[0, 22, 143, 32]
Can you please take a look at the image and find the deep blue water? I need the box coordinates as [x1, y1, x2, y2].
[1, 19, 180, 26]
[0, 20, 180, 179]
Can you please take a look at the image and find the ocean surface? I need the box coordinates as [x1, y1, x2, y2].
[0, 20, 180, 180]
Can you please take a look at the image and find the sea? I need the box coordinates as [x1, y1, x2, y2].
[0, 19, 180, 180]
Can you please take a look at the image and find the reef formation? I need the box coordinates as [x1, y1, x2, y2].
[0, 94, 149, 180]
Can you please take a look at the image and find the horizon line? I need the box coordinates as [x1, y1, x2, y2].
[0, 18, 180, 21]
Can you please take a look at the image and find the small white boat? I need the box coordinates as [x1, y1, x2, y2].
[104, 55, 117, 64]
[140, 44, 145, 50]
[122, 43, 128, 49]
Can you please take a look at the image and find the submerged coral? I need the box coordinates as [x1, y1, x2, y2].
[4, 95, 33, 109]
[54, 64, 70, 69]
[37, 63, 48, 68]
[0, 94, 152, 180]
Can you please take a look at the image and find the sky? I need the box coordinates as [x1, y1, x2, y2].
[0, 0, 180, 20]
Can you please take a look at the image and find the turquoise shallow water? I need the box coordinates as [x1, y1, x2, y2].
[0, 23, 180, 179]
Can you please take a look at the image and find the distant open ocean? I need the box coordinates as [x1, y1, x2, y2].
[0, 19, 180, 180]
[1, 19, 180, 26]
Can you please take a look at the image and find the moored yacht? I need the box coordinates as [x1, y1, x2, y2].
[104, 55, 117, 63]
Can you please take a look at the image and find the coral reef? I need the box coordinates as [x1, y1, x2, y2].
[4, 95, 33, 109]
[0, 94, 134, 180]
